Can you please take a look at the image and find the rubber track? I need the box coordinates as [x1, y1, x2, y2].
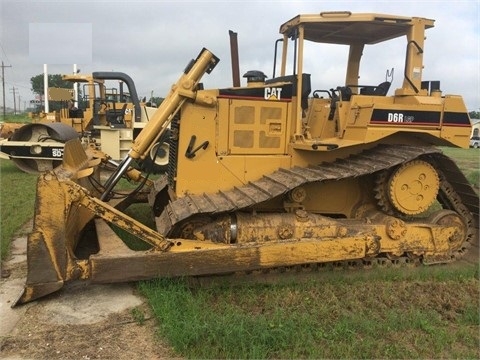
[156, 144, 478, 235]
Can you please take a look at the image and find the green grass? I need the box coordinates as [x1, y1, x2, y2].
[111, 202, 155, 251]
[0, 114, 32, 123]
[0, 159, 37, 259]
[441, 147, 479, 191]
[441, 147, 480, 183]
[139, 265, 479, 359]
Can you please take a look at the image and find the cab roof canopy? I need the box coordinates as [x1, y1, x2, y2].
[279, 11, 435, 45]
[62, 74, 104, 84]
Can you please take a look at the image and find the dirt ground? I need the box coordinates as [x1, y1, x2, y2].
[0, 301, 174, 360]
[0, 223, 179, 360]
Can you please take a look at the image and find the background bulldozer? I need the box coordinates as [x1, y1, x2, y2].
[15, 12, 478, 305]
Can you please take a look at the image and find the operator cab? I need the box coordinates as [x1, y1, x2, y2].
[263, 11, 473, 148]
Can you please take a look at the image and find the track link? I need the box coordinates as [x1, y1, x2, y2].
[155, 144, 478, 266]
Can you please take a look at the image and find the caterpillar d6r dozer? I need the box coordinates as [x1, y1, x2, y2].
[15, 12, 478, 305]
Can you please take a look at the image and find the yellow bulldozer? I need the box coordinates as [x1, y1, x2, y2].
[14, 12, 478, 305]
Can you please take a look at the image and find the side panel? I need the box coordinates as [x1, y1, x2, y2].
[175, 99, 292, 196]
[336, 95, 471, 147]
[220, 98, 289, 155]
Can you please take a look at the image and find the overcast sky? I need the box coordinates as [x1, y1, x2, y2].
[0, 0, 479, 112]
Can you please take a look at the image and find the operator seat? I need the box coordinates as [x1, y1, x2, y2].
[373, 81, 391, 96]
[108, 103, 127, 127]
[360, 81, 391, 96]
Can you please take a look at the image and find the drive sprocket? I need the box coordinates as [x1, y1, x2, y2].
[375, 159, 440, 216]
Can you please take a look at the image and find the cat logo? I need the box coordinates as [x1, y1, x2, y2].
[264, 87, 283, 100]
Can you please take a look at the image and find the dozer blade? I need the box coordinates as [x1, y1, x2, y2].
[14, 139, 172, 306]
[14, 139, 93, 305]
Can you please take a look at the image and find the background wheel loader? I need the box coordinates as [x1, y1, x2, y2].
[14, 12, 478, 305]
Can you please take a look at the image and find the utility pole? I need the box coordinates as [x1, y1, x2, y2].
[10, 86, 16, 115]
[1, 61, 12, 119]
[43, 64, 49, 112]
[73, 64, 78, 107]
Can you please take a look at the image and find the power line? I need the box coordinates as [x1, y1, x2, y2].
[0, 42, 13, 65]
[1, 61, 12, 118]
[1, 42, 29, 102]
[4, 81, 30, 90]
[10, 86, 17, 115]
